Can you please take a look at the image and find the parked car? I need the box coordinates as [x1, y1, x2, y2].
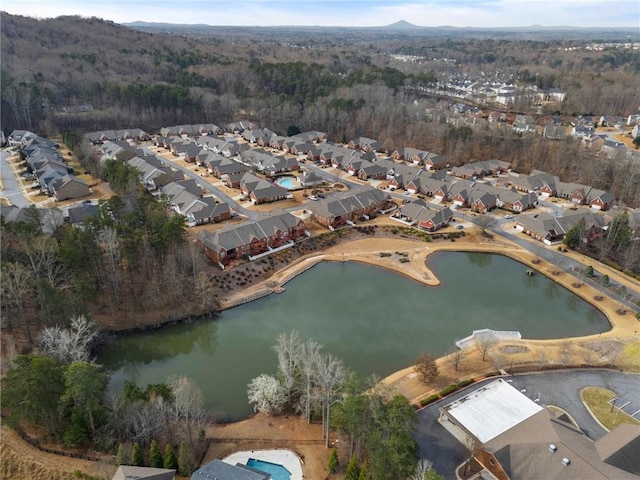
[504, 214, 513, 219]
[455, 224, 464, 230]
[309, 195, 318, 201]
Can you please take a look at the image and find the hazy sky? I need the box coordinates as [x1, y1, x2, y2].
[1, 0, 638, 28]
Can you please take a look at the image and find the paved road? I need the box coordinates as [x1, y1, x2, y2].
[414, 370, 640, 479]
[0, 150, 30, 207]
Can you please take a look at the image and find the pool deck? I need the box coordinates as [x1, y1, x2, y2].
[223, 449, 303, 480]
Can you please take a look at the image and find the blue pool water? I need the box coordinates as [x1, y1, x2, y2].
[274, 176, 296, 189]
[246, 459, 292, 480]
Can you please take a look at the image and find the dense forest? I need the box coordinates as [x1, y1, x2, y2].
[2, 13, 640, 207]
[2, 12, 639, 135]
[0, 165, 218, 343]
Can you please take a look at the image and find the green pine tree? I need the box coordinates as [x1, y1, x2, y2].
[131, 442, 144, 467]
[178, 441, 196, 476]
[116, 443, 128, 466]
[149, 440, 163, 468]
[328, 448, 339, 474]
[345, 454, 360, 480]
[358, 461, 369, 480]
[163, 444, 178, 470]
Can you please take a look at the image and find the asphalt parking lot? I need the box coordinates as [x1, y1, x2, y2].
[413, 369, 640, 479]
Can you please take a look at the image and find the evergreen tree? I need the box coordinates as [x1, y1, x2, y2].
[345, 454, 360, 480]
[149, 440, 163, 468]
[163, 444, 178, 470]
[563, 217, 586, 249]
[328, 448, 339, 474]
[132, 442, 144, 466]
[358, 462, 369, 480]
[116, 443, 128, 466]
[178, 441, 196, 476]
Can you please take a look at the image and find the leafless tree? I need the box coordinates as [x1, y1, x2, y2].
[274, 330, 302, 403]
[581, 345, 598, 365]
[411, 458, 437, 480]
[414, 354, 440, 384]
[194, 271, 212, 307]
[168, 375, 208, 445]
[314, 352, 347, 447]
[22, 236, 67, 290]
[447, 347, 465, 372]
[299, 339, 321, 423]
[98, 227, 123, 302]
[1, 262, 34, 341]
[476, 332, 498, 362]
[475, 214, 497, 235]
[559, 341, 573, 365]
[38, 315, 98, 364]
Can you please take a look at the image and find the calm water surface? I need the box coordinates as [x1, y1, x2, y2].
[98, 252, 609, 420]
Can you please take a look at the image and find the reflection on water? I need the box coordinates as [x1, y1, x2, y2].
[98, 253, 609, 420]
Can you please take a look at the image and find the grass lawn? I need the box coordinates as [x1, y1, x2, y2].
[617, 341, 640, 372]
[580, 387, 640, 431]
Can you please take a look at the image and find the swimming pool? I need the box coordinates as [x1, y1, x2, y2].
[274, 176, 297, 189]
[246, 458, 292, 480]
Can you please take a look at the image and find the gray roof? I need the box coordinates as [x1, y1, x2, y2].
[517, 211, 608, 239]
[67, 203, 99, 225]
[197, 212, 303, 253]
[191, 460, 269, 480]
[486, 412, 640, 479]
[112, 465, 175, 480]
[311, 187, 387, 219]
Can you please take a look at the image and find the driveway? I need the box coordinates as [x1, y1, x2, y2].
[413, 370, 640, 479]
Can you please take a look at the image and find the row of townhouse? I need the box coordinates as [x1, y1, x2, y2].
[239, 172, 290, 204]
[84, 129, 150, 145]
[159, 179, 231, 226]
[309, 187, 392, 229]
[506, 170, 615, 210]
[11, 130, 91, 201]
[196, 212, 307, 268]
[125, 151, 231, 226]
[238, 148, 300, 175]
[392, 199, 455, 232]
[515, 210, 609, 245]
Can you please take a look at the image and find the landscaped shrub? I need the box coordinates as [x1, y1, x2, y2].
[419, 394, 440, 407]
[457, 378, 475, 388]
[439, 384, 461, 397]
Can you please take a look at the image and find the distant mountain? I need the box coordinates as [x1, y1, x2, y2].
[383, 20, 423, 30]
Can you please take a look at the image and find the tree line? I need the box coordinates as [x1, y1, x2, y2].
[247, 331, 442, 480]
[1, 162, 218, 342]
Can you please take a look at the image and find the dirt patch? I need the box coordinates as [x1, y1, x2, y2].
[500, 345, 530, 354]
[205, 415, 328, 480]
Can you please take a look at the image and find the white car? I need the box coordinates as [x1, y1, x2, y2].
[504, 214, 513, 219]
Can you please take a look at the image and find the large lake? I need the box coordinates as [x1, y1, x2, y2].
[98, 252, 609, 420]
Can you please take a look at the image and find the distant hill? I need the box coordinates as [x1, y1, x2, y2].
[382, 20, 423, 30]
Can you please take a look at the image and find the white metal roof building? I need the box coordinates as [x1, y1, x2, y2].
[439, 378, 543, 444]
